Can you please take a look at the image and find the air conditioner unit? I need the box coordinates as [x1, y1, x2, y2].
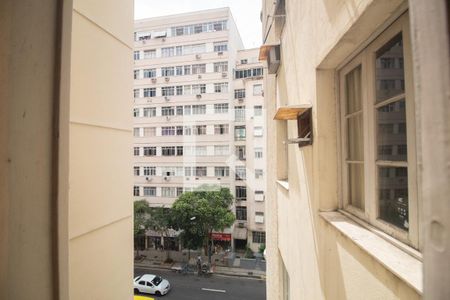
[164, 96, 170, 101]
[238, 222, 245, 228]
[164, 176, 170, 181]
[161, 38, 166, 42]
[238, 98, 244, 102]
[221, 72, 227, 78]
[196, 94, 202, 99]
[217, 178, 221, 180]
[195, 177, 199, 180]
[165, 77, 170, 82]
[197, 75, 202, 79]
[146, 98, 152, 103]
[145, 177, 152, 181]
[195, 54, 201, 59]
[151, 78, 157, 83]
[217, 51, 223, 55]
[166, 116, 171, 121]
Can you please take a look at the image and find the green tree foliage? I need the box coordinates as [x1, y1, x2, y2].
[134, 200, 151, 255]
[170, 186, 235, 264]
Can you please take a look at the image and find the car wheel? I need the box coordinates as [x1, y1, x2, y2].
[134, 288, 139, 294]
[155, 291, 161, 296]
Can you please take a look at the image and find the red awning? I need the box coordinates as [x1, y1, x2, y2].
[210, 233, 231, 241]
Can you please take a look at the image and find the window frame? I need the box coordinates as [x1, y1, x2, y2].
[338, 14, 419, 248]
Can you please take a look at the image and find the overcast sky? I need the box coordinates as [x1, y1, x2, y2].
[134, 0, 262, 49]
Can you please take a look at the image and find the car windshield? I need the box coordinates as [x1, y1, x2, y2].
[134, 275, 142, 282]
[151, 276, 163, 286]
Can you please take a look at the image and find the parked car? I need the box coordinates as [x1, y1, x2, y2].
[134, 274, 171, 296]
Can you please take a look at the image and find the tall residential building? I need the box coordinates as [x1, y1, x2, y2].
[133, 8, 266, 252]
[260, 0, 450, 300]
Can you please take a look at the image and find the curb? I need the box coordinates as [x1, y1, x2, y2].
[134, 263, 265, 280]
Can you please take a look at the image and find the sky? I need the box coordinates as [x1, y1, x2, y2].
[134, 0, 263, 49]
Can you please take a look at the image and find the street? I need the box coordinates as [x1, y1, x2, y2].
[134, 267, 266, 300]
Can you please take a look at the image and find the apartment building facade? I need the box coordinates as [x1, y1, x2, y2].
[260, 0, 449, 299]
[133, 9, 266, 252]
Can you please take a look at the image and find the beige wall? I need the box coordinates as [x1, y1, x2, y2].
[68, 0, 134, 299]
[262, 0, 422, 299]
[0, 0, 134, 299]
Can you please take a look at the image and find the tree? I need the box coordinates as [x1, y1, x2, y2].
[170, 186, 235, 265]
[148, 206, 173, 260]
[134, 200, 151, 257]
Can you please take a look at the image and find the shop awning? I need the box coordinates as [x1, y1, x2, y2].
[210, 233, 231, 241]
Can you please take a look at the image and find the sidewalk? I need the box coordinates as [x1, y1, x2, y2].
[134, 249, 266, 280]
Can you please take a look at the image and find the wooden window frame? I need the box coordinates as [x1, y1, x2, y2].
[338, 13, 419, 249]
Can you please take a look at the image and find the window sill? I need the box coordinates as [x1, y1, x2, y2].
[319, 211, 423, 294]
[276, 179, 289, 190]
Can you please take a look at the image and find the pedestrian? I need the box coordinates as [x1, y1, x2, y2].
[196, 256, 202, 275]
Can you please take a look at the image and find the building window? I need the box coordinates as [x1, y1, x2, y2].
[176, 126, 184, 136]
[176, 66, 183, 76]
[143, 187, 156, 197]
[214, 62, 228, 72]
[235, 106, 245, 121]
[255, 212, 264, 224]
[162, 146, 176, 156]
[161, 47, 174, 57]
[134, 89, 140, 98]
[255, 169, 263, 179]
[184, 65, 191, 75]
[214, 124, 229, 135]
[161, 106, 175, 116]
[133, 128, 141, 137]
[254, 126, 263, 137]
[143, 49, 156, 59]
[254, 105, 262, 116]
[254, 147, 263, 159]
[236, 206, 247, 221]
[143, 107, 156, 117]
[214, 103, 229, 114]
[214, 145, 229, 156]
[133, 108, 139, 117]
[162, 86, 175, 96]
[134, 166, 140, 176]
[143, 166, 156, 176]
[339, 16, 417, 246]
[235, 166, 246, 180]
[214, 82, 228, 93]
[161, 67, 175, 77]
[235, 68, 263, 79]
[143, 68, 156, 78]
[143, 88, 156, 97]
[192, 84, 206, 94]
[253, 84, 263, 95]
[194, 167, 207, 177]
[234, 89, 246, 99]
[194, 146, 207, 156]
[192, 64, 206, 74]
[215, 167, 230, 177]
[134, 70, 140, 80]
[240, 59, 247, 64]
[134, 51, 140, 60]
[133, 186, 140, 196]
[252, 231, 265, 244]
[236, 186, 247, 201]
[236, 146, 246, 160]
[161, 126, 176, 136]
[134, 147, 140, 156]
[143, 127, 156, 137]
[234, 126, 246, 141]
[143, 147, 156, 156]
[255, 190, 264, 201]
[161, 187, 176, 198]
[213, 41, 228, 52]
[177, 146, 183, 156]
[192, 105, 206, 115]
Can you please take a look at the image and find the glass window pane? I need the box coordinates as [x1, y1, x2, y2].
[347, 114, 363, 161]
[377, 99, 407, 161]
[348, 163, 364, 210]
[345, 65, 362, 114]
[378, 166, 409, 230]
[375, 33, 404, 102]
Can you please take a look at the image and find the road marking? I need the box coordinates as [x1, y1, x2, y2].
[201, 288, 226, 293]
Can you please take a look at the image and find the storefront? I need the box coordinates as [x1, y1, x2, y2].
[210, 232, 232, 253]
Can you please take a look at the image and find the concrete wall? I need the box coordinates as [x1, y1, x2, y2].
[262, 0, 422, 299]
[0, 0, 134, 299]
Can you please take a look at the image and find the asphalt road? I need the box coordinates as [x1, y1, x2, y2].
[134, 267, 266, 300]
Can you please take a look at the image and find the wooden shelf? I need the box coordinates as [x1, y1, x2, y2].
[273, 105, 311, 120]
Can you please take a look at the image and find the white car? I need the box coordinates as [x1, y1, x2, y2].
[134, 274, 171, 296]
